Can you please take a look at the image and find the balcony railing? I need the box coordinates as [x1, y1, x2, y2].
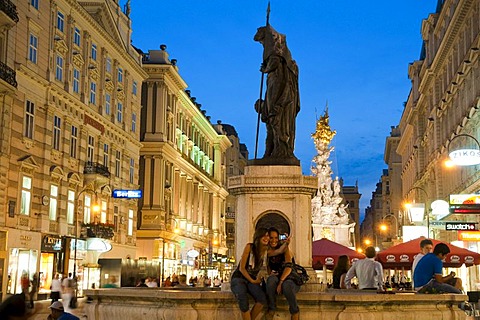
[84, 161, 110, 178]
[0, 60, 17, 88]
[0, 0, 19, 23]
[81, 223, 114, 240]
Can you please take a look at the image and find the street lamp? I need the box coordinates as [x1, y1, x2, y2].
[405, 186, 431, 238]
[444, 133, 480, 167]
[382, 213, 399, 239]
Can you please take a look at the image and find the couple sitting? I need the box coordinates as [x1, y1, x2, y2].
[230, 227, 300, 320]
[413, 240, 462, 294]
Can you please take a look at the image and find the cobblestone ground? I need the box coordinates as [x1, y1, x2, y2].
[28, 297, 87, 320]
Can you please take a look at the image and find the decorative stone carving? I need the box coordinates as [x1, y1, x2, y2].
[105, 79, 114, 92]
[72, 53, 85, 67]
[22, 137, 34, 149]
[89, 67, 99, 81]
[311, 108, 355, 245]
[116, 88, 125, 101]
[54, 39, 69, 56]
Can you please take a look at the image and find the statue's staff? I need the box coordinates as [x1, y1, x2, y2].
[254, 2, 270, 159]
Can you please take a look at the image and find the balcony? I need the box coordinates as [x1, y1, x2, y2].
[0, 0, 19, 26]
[81, 223, 114, 240]
[84, 162, 110, 177]
[0, 60, 17, 88]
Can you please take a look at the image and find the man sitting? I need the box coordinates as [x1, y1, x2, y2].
[344, 246, 384, 290]
[413, 243, 462, 294]
[411, 238, 433, 288]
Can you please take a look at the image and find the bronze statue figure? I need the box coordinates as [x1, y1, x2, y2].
[254, 25, 300, 163]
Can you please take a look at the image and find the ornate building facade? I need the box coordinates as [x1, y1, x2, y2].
[363, 1, 479, 255]
[398, 0, 480, 242]
[136, 46, 231, 281]
[0, 0, 146, 297]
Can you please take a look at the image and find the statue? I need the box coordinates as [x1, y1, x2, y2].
[336, 203, 350, 224]
[254, 25, 300, 160]
[333, 177, 341, 197]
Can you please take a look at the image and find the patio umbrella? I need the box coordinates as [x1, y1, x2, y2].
[376, 236, 480, 269]
[312, 238, 365, 270]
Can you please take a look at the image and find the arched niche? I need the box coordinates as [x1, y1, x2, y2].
[255, 211, 290, 236]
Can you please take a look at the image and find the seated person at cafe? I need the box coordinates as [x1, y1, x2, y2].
[413, 243, 462, 293]
[344, 246, 384, 290]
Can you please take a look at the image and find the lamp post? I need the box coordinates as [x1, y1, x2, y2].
[161, 217, 179, 286]
[382, 213, 399, 239]
[445, 133, 480, 167]
[405, 186, 431, 238]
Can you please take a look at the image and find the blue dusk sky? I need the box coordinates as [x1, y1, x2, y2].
[129, 1, 437, 221]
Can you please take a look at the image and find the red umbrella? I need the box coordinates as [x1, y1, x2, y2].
[376, 237, 480, 269]
[312, 238, 365, 270]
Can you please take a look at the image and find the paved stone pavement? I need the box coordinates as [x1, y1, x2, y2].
[28, 297, 88, 320]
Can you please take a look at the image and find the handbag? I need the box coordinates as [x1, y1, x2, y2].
[283, 259, 309, 286]
[69, 296, 78, 309]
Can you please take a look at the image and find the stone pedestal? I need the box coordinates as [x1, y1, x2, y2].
[312, 223, 356, 248]
[228, 165, 317, 268]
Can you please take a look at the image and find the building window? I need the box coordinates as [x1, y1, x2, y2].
[67, 190, 75, 224]
[116, 102, 123, 123]
[128, 209, 134, 236]
[103, 143, 109, 167]
[70, 125, 78, 158]
[72, 68, 80, 93]
[20, 176, 32, 215]
[73, 28, 81, 46]
[114, 206, 119, 232]
[30, 0, 39, 10]
[24, 101, 35, 139]
[100, 200, 107, 224]
[52, 116, 61, 150]
[117, 68, 123, 83]
[129, 158, 134, 184]
[132, 81, 137, 95]
[91, 44, 97, 61]
[105, 94, 111, 115]
[131, 113, 136, 133]
[28, 34, 38, 64]
[49, 185, 58, 221]
[83, 194, 91, 223]
[57, 11, 64, 32]
[106, 58, 112, 73]
[87, 135, 94, 162]
[115, 150, 121, 177]
[55, 55, 63, 81]
[90, 82, 96, 104]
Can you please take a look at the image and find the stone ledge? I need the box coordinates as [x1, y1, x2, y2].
[84, 288, 467, 320]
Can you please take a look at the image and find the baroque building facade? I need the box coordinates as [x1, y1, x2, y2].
[398, 0, 480, 242]
[0, 0, 146, 297]
[136, 47, 231, 282]
[365, 1, 479, 256]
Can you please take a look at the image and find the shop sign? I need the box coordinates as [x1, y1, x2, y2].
[20, 234, 32, 247]
[41, 235, 62, 251]
[84, 114, 105, 133]
[445, 222, 476, 231]
[448, 149, 480, 166]
[449, 194, 480, 214]
[187, 249, 199, 258]
[112, 189, 142, 199]
[458, 231, 480, 241]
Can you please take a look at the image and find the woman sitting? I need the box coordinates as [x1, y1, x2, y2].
[332, 255, 350, 289]
[231, 227, 270, 320]
[266, 227, 300, 320]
